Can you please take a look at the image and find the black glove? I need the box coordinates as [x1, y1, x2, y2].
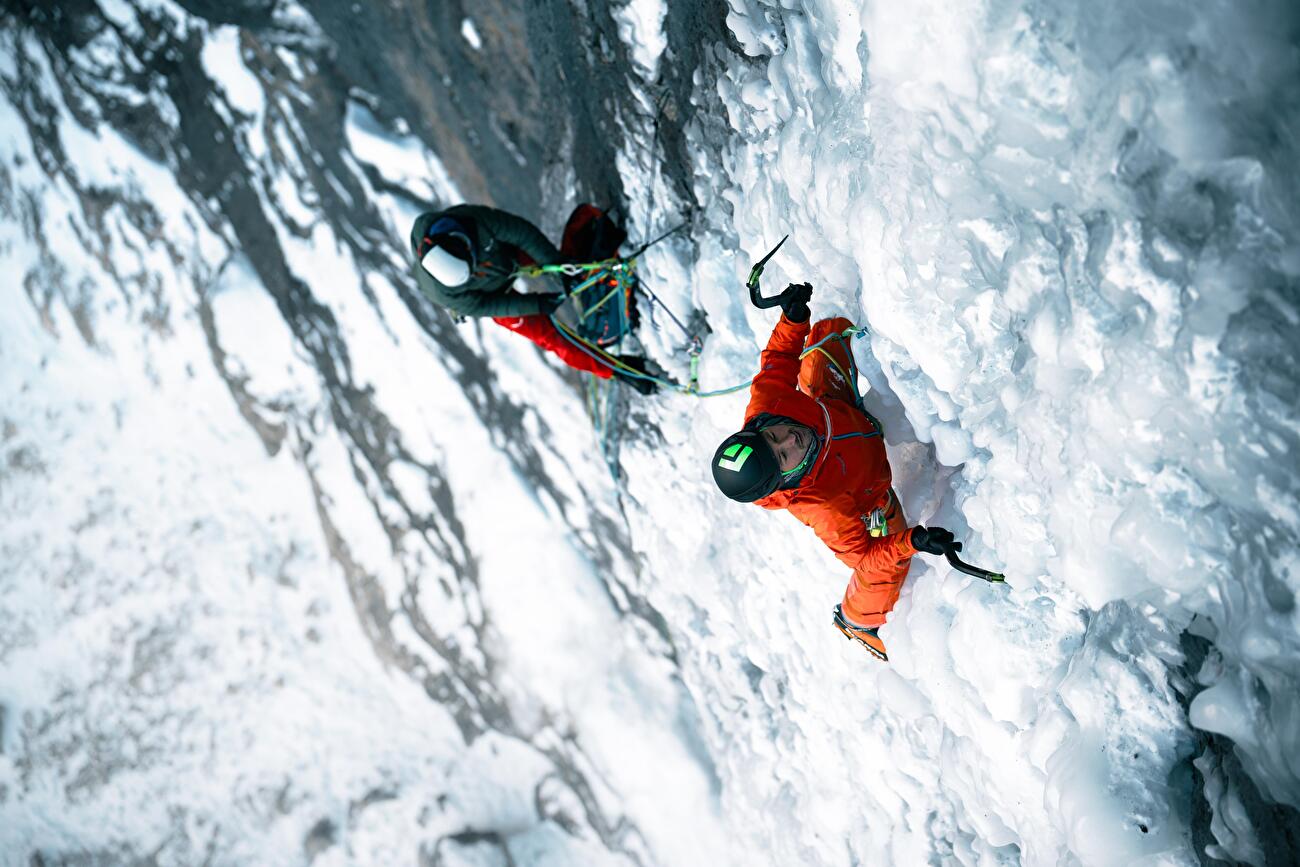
[613, 355, 659, 395]
[910, 526, 961, 556]
[780, 282, 812, 322]
[540, 294, 567, 315]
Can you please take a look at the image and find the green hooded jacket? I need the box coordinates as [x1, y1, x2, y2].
[409, 204, 566, 318]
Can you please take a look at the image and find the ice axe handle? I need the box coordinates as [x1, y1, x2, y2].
[944, 546, 1007, 584]
[746, 234, 790, 308]
[750, 282, 795, 309]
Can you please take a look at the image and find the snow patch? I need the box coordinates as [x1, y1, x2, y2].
[344, 100, 459, 205]
[614, 0, 668, 80]
[200, 26, 264, 118]
[460, 17, 482, 51]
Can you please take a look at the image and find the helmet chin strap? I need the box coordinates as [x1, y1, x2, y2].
[781, 447, 812, 478]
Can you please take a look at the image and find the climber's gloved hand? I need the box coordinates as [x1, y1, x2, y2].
[780, 282, 812, 322]
[613, 355, 659, 396]
[910, 526, 961, 556]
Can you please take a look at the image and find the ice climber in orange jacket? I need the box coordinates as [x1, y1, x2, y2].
[710, 282, 956, 662]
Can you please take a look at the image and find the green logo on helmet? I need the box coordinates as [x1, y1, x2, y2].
[717, 443, 753, 472]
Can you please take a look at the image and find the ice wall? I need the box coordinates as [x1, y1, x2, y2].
[614, 0, 1300, 863]
[2, 0, 1298, 864]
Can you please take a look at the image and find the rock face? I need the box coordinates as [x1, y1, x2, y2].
[0, 1, 734, 864]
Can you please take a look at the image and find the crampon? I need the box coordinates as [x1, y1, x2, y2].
[832, 604, 888, 662]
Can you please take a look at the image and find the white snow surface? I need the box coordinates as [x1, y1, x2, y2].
[625, 0, 1300, 864]
[613, 0, 668, 81]
[460, 18, 483, 52]
[3, 2, 1300, 867]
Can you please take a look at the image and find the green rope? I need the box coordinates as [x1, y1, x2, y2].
[551, 315, 867, 398]
[517, 257, 637, 279]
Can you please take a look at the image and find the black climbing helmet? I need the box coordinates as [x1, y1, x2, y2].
[711, 430, 781, 502]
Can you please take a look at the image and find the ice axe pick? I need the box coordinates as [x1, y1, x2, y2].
[747, 235, 793, 309]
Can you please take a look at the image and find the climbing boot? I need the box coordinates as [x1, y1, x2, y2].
[833, 604, 887, 662]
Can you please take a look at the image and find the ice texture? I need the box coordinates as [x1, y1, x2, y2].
[613, 0, 668, 80]
[612, 0, 1300, 863]
[2, 0, 1299, 865]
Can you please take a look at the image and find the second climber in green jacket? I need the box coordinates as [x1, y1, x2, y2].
[411, 203, 566, 318]
[409, 203, 658, 392]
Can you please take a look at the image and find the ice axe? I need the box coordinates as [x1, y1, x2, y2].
[944, 544, 1006, 584]
[747, 235, 802, 309]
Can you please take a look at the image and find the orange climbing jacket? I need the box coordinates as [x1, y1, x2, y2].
[747, 314, 918, 627]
